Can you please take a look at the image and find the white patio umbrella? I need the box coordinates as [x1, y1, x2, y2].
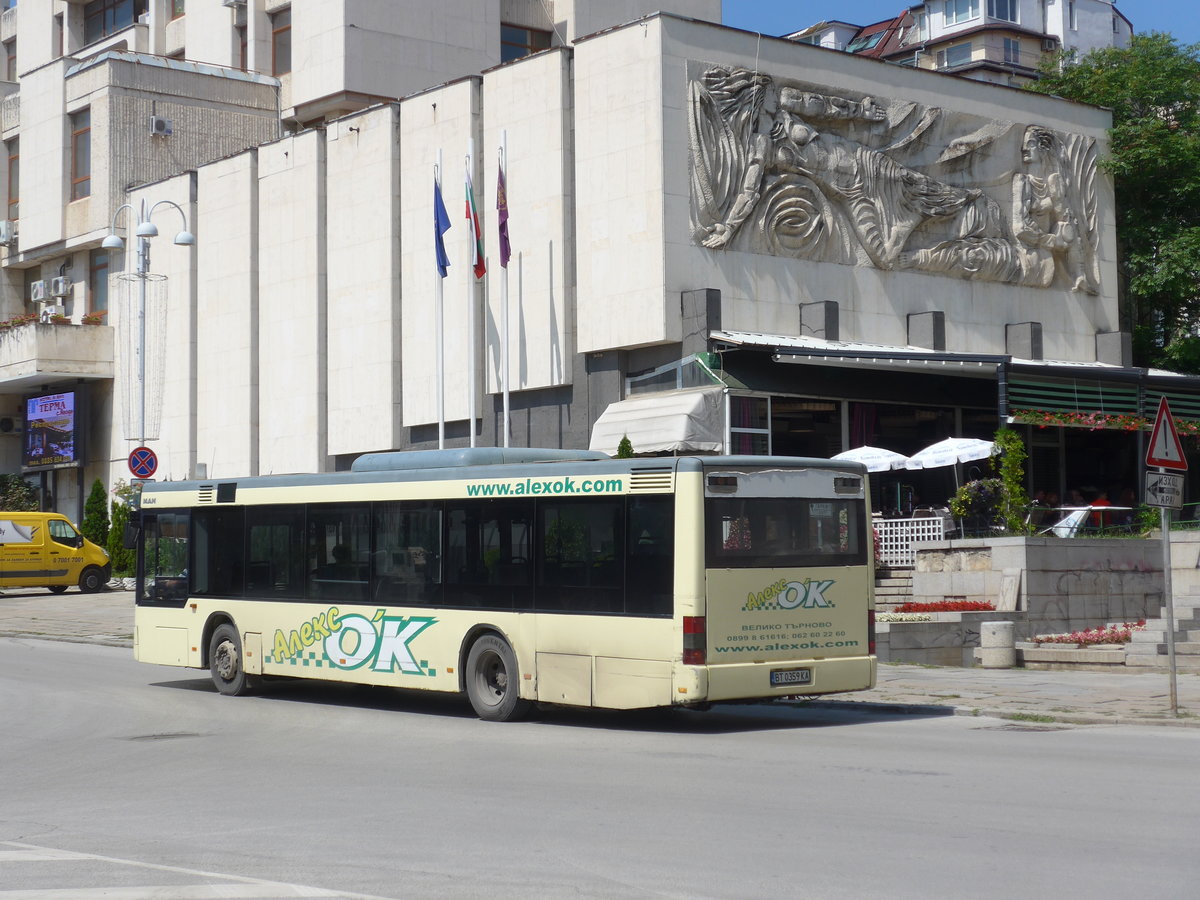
[832, 445, 910, 473]
[904, 437, 996, 472]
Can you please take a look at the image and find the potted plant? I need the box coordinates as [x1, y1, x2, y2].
[48, 313, 70, 325]
[82, 311, 107, 325]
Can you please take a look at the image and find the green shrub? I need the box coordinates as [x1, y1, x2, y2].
[0, 473, 38, 511]
[82, 479, 109, 546]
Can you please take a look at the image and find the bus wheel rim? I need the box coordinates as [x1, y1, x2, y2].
[214, 640, 238, 681]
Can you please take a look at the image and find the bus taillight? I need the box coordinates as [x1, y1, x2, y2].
[683, 616, 706, 665]
[868, 609, 876, 655]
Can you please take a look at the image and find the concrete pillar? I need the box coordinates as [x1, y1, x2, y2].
[980, 621, 1016, 668]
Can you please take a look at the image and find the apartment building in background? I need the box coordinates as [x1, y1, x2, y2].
[789, 0, 1132, 86]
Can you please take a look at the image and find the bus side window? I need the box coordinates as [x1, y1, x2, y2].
[626, 496, 673, 616]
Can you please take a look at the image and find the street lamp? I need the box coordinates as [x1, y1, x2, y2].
[103, 199, 194, 448]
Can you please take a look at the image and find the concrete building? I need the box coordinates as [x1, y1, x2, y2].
[789, 1, 1133, 87]
[0, 1, 1193, 528]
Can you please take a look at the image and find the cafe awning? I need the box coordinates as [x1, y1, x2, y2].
[589, 386, 726, 456]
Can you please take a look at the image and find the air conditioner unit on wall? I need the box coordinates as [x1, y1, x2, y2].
[38, 304, 64, 323]
[222, 0, 246, 8]
[1041, 38, 1057, 52]
[50, 276, 70, 298]
[0, 417, 24, 436]
[149, 115, 173, 136]
[0, 220, 15, 247]
[30, 279, 47, 303]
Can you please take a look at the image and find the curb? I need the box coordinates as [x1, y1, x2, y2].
[802, 697, 1200, 729]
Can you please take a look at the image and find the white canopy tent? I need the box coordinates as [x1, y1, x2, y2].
[589, 387, 726, 456]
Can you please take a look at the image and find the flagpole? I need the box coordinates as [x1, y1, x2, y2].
[500, 131, 510, 448]
[436, 151, 445, 449]
[466, 139, 477, 448]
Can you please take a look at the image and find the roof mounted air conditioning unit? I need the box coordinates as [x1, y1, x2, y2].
[50, 276, 70, 298]
[30, 280, 47, 303]
[0, 220, 15, 247]
[149, 115, 173, 136]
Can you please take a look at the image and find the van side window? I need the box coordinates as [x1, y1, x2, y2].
[48, 519, 79, 548]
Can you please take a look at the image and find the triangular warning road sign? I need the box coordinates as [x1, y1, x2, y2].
[1146, 396, 1188, 471]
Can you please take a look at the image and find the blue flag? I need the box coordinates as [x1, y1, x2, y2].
[434, 179, 451, 277]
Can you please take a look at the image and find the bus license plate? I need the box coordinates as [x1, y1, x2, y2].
[770, 668, 812, 687]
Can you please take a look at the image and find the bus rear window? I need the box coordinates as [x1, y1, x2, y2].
[705, 497, 866, 568]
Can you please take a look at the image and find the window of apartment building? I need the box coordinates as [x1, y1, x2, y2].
[6, 139, 16, 221]
[70, 109, 91, 201]
[1068, 1, 1077, 30]
[913, 11, 929, 41]
[235, 25, 247, 70]
[172, 0, 185, 19]
[500, 24, 551, 63]
[54, 14, 63, 58]
[3, 39, 14, 81]
[988, 0, 1017, 23]
[84, 0, 149, 46]
[1003, 37, 1021, 64]
[90, 248, 112, 314]
[944, 0, 980, 26]
[936, 42, 973, 68]
[271, 8, 291, 75]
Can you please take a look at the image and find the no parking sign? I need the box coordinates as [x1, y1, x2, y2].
[128, 446, 158, 479]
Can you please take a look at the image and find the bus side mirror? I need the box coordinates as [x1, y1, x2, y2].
[123, 521, 140, 550]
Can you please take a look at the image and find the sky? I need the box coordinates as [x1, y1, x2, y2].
[721, 2, 1200, 46]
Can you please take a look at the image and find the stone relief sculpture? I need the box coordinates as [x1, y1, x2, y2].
[688, 64, 1101, 294]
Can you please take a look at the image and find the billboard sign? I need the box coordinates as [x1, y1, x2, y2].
[23, 391, 79, 470]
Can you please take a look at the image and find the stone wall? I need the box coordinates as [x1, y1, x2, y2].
[878, 536, 1166, 666]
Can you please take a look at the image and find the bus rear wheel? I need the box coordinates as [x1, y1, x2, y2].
[465, 634, 531, 722]
[209, 623, 251, 696]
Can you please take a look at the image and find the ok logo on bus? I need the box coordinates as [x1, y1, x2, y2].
[743, 578, 836, 611]
[269, 606, 437, 676]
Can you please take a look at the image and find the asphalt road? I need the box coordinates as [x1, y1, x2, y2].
[3, 637, 1199, 899]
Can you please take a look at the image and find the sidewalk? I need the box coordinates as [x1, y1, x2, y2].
[2, 588, 1197, 726]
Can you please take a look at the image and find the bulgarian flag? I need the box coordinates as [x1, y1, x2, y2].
[465, 165, 486, 279]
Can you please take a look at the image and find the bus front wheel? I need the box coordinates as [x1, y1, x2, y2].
[465, 634, 531, 722]
[209, 623, 251, 696]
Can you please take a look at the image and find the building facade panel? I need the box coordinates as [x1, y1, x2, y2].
[257, 132, 325, 474]
[325, 105, 401, 457]
[574, 19, 668, 353]
[196, 152, 257, 478]
[398, 78, 479, 428]
[481, 48, 573, 396]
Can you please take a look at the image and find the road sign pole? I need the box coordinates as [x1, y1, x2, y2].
[1160, 496, 1178, 717]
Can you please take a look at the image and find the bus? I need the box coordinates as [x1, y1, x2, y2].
[131, 448, 876, 720]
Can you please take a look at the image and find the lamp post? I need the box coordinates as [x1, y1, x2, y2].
[103, 199, 194, 449]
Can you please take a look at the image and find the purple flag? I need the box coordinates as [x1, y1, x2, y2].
[497, 162, 511, 268]
[434, 178, 451, 278]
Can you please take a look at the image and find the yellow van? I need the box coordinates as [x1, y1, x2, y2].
[0, 512, 112, 593]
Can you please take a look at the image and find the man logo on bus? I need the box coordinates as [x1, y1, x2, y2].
[744, 578, 836, 611]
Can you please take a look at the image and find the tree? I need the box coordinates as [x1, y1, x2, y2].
[1029, 34, 1200, 371]
[82, 479, 109, 547]
[0, 473, 38, 511]
[615, 435, 634, 458]
[106, 480, 137, 579]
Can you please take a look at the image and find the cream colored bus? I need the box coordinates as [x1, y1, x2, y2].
[131, 449, 875, 721]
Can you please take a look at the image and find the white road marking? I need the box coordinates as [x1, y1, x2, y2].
[0, 841, 393, 900]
